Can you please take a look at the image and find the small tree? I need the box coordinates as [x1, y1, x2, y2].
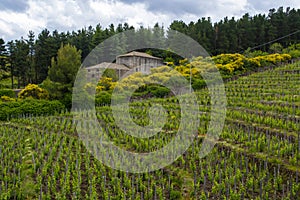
[269, 43, 283, 53]
[43, 44, 81, 107]
[48, 43, 81, 85]
[103, 68, 118, 81]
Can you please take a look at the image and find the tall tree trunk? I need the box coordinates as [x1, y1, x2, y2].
[35, 66, 38, 84]
[17, 76, 20, 88]
[11, 66, 14, 89]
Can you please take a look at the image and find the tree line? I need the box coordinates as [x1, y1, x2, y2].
[0, 6, 300, 88]
[170, 7, 300, 54]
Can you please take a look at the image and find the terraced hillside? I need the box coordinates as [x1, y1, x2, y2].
[0, 62, 299, 199]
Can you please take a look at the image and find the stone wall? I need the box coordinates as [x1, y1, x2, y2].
[116, 56, 163, 71]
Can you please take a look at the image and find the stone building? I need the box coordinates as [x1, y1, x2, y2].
[86, 51, 163, 80]
[116, 51, 164, 74]
[86, 62, 129, 80]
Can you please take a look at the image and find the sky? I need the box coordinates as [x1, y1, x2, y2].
[0, 0, 299, 41]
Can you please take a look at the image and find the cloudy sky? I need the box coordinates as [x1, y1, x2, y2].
[0, 0, 299, 41]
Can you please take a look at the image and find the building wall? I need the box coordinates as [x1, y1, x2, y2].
[86, 55, 163, 80]
[86, 68, 102, 80]
[86, 68, 128, 80]
[116, 56, 163, 72]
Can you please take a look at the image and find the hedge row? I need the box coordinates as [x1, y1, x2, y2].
[0, 99, 65, 120]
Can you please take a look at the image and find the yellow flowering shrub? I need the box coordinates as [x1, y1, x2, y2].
[165, 61, 175, 67]
[151, 66, 172, 74]
[179, 58, 189, 65]
[280, 54, 292, 61]
[114, 72, 146, 92]
[18, 84, 49, 100]
[109, 82, 117, 90]
[246, 58, 261, 67]
[251, 53, 291, 66]
[97, 77, 115, 91]
[211, 53, 291, 74]
[212, 54, 245, 73]
[1, 95, 15, 102]
[93, 52, 292, 93]
[96, 85, 105, 92]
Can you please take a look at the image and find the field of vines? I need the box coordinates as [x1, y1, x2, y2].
[0, 62, 299, 199]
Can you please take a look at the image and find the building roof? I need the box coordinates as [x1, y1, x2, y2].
[86, 62, 130, 71]
[117, 51, 163, 60]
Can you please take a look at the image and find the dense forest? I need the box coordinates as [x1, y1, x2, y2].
[0, 6, 300, 88]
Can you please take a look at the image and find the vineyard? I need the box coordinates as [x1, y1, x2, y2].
[0, 61, 299, 199]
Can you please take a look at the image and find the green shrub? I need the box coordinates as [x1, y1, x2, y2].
[283, 43, 300, 59]
[147, 85, 170, 98]
[60, 93, 72, 110]
[149, 86, 170, 98]
[170, 190, 182, 200]
[244, 50, 269, 58]
[286, 49, 300, 59]
[192, 79, 206, 90]
[0, 89, 15, 98]
[0, 99, 65, 120]
[95, 91, 112, 105]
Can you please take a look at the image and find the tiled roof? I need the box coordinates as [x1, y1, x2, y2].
[86, 62, 130, 70]
[117, 51, 162, 60]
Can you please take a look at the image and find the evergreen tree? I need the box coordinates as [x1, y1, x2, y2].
[215, 19, 230, 54]
[6, 39, 29, 88]
[14, 39, 29, 88]
[35, 29, 57, 83]
[43, 43, 81, 107]
[287, 8, 300, 43]
[27, 31, 35, 83]
[237, 13, 255, 51]
[48, 43, 81, 85]
[0, 38, 7, 71]
[6, 41, 16, 88]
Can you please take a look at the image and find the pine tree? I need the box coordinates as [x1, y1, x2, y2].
[27, 31, 35, 83]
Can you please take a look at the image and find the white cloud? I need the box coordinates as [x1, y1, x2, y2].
[0, 9, 45, 40]
[203, 0, 249, 21]
[0, 0, 298, 41]
[0, 19, 14, 38]
[249, 0, 300, 12]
